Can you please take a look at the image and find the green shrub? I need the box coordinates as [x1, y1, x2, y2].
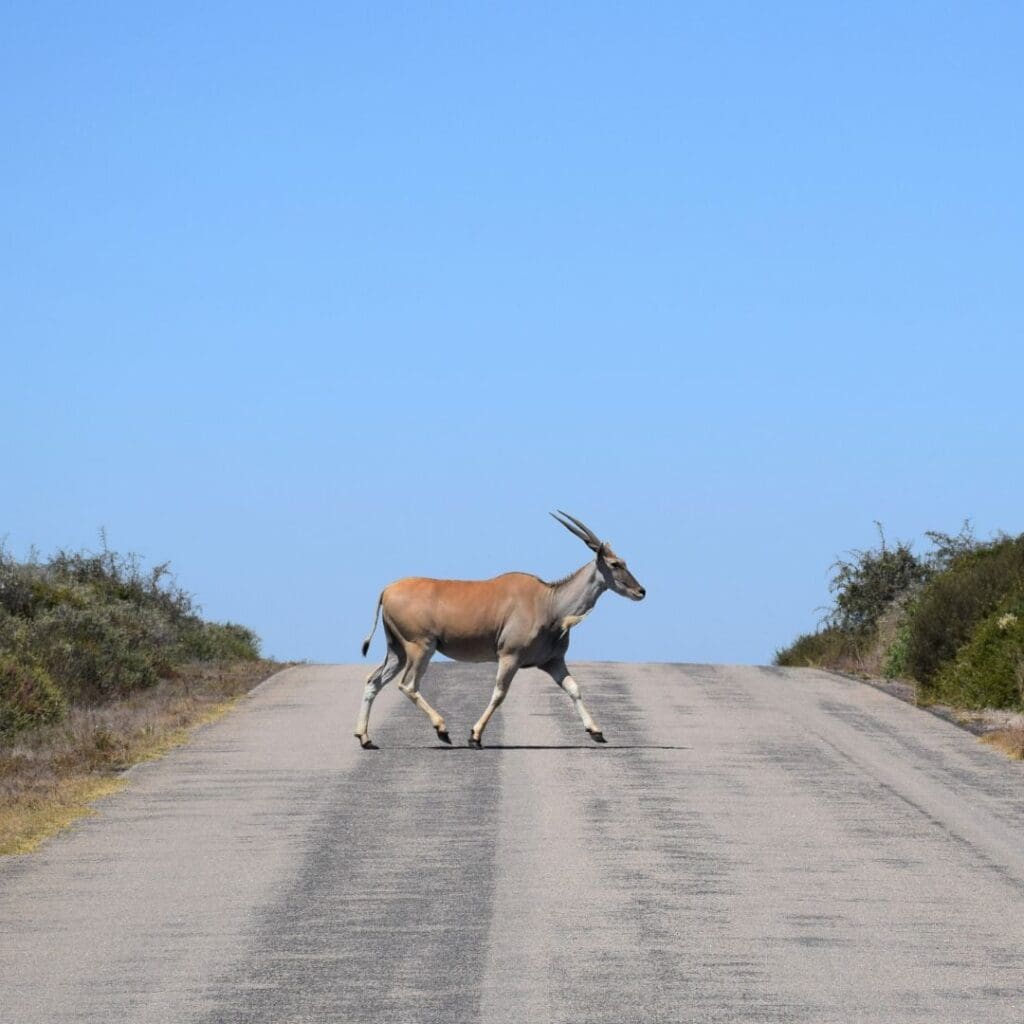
[928, 602, 1024, 708]
[0, 551, 41, 618]
[43, 545, 193, 623]
[827, 524, 931, 635]
[0, 654, 66, 736]
[779, 522, 1024, 694]
[178, 621, 260, 662]
[775, 627, 858, 668]
[883, 615, 914, 678]
[0, 538, 263, 717]
[20, 603, 172, 700]
[905, 536, 1024, 685]
[923, 521, 984, 573]
[0, 608, 16, 651]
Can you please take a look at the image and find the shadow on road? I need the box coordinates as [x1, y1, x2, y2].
[377, 744, 689, 751]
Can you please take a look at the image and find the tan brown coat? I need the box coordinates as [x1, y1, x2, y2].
[354, 512, 645, 749]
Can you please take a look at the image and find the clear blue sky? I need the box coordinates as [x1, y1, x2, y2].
[3, 2, 1022, 664]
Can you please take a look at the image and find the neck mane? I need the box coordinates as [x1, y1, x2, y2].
[548, 560, 607, 622]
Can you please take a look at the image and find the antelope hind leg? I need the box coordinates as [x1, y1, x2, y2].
[355, 644, 404, 749]
[397, 642, 451, 744]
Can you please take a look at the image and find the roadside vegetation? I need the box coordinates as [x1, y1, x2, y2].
[0, 539, 283, 852]
[776, 522, 1024, 757]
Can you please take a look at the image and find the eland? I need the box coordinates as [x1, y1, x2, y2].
[355, 511, 645, 749]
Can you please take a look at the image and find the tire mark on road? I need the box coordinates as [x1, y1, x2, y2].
[197, 662, 503, 1024]
[481, 663, 804, 1024]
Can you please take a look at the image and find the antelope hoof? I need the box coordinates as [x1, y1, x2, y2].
[436, 728, 452, 745]
[587, 730, 607, 744]
[357, 736, 378, 750]
[468, 734, 483, 749]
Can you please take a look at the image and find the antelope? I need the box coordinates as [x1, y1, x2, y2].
[355, 511, 646, 749]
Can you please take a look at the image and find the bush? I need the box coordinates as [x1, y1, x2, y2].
[0, 543, 194, 623]
[0, 538, 263, 733]
[19, 602, 174, 700]
[928, 602, 1024, 708]
[904, 535, 1024, 685]
[779, 522, 1024, 705]
[0, 654, 66, 736]
[883, 615, 914, 678]
[775, 627, 859, 668]
[827, 524, 931, 635]
[0, 608, 17, 651]
[178, 621, 260, 662]
[923, 521, 984, 573]
[0, 551, 41, 618]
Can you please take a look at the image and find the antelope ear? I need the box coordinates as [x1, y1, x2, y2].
[597, 543, 610, 559]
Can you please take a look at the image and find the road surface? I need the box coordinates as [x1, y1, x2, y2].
[2, 662, 1024, 1023]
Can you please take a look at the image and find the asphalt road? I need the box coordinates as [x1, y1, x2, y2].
[3, 662, 1024, 1023]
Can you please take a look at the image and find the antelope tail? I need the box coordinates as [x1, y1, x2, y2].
[361, 593, 384, 657]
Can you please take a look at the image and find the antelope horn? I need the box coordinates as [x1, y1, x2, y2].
[557, 510, 602, 546]
[551, 510, 603, 552]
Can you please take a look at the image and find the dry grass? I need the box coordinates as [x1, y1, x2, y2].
[0, 660, 285, 855]
[981, 726, 1024, 761]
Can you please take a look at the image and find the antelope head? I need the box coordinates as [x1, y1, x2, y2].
[550, 510, 646, 601]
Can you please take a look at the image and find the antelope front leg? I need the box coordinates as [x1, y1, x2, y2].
[469, 656, 519, 748]
[541, 657, 606, 743]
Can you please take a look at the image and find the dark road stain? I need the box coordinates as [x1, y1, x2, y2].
[198, 662, 503, 1024]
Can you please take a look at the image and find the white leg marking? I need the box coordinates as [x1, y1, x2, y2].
[471, 655, 519, 742]
[542, 657, 600, 734]
[355, 650, 402, 740]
